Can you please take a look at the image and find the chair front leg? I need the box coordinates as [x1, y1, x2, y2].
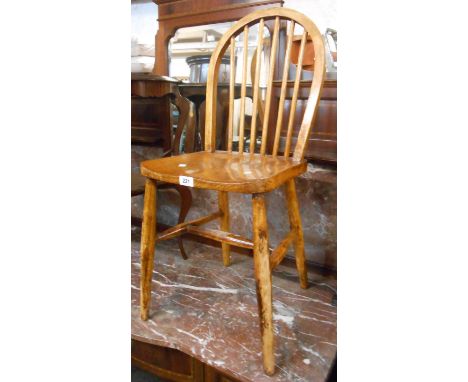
[252, 193, 275, 375]
[285, 179, 308, 289]
[140, 178, 157, 320]
[218, 191, 230, 266]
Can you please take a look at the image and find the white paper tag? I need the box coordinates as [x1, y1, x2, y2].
[179, 176, 194, 187]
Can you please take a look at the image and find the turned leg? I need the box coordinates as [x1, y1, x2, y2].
[285, 179, 308, 289]
[252, 193, 275, 375]
[175, 185, 192, 260]
[218, 191, 231, 266]
[140, 178, 157, 320]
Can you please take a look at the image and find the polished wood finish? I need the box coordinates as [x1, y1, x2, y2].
[132, 74, 201, 300]
[273, 20, 294, 156]
[140, 179, 157, 321]
[132, 340, 199, 381]
[152, 0, 283, 76]
[237, 25, 249, 154]
[132, 73, 195, 260]
[141, 151, 307, 193]
[227, 37, 236, 152]
[285, 30, 307, 157]
[156, 212, 223, 242]
[252, 193, 274, 375]
[285, 178, 308, 288]
[291, 34, 315, 70]
[187, 226, 254, 250]
[269, 229, 295, 270]
[260, 16, 280, 154]
[204, 8, 325, 157]
[249, 18, 264, 153]
[179, 77, 337, 162]
[269, 77, 337, 161]
[132, 339, 241, 382]
[140, 8, 325, 375]
[131, 73, 192, 153]
[218, 191, 231, 266]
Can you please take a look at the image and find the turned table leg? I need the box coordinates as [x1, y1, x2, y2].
[285, 179, 308, 289]
[218, 191, 231, 266]
[140, 178, 157, 320]
[252, 193, 275, 375]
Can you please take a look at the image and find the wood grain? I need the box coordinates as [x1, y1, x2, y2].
[260, 16, 280, 155]
[141, 151, 306, 194]
[227, 37, 236, 153]
[249, 18, 264, 153]
[204, 7, 325, 161]
[140, 178, 157, 320]
[284, 30, 306, 157]
[269, 230, 295, 270]
[252, 193, 275, 375]
[187, 226, 254, 250]
[273, 20, 294, 156]
[238, 25, 249, 153]
[285, 179, 308, 288]
[218, 191, 231, 266]
[156, 211, 223, 242]
[142, 8, 326, 374]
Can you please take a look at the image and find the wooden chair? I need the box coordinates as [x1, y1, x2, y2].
[132, 88, 194, 259]
[139, 8, 325, 375]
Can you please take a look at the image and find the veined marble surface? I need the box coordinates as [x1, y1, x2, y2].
[131, 234, 337, 382]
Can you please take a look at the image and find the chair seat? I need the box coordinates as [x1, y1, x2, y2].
[140, 151, 307, 193]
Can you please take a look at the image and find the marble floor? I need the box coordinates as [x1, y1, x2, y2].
[131, 228, 337, 382]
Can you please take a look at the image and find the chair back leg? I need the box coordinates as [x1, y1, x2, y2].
[140, 178, 158, 320]
[218, 191, 231, 266]
[285, 179, 308, 289]
[175, 185, 193, 260]
[252, 193, 275, 375]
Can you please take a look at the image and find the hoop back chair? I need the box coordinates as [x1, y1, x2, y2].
[139, 8, 325, 375]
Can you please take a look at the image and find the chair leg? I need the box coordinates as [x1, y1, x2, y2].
[140, 178, 157, 321]
[252, 193, 275, 376]
[218, 191, 230, 266]
[175, 185, 193, 260]
[285, 179, 308, 289]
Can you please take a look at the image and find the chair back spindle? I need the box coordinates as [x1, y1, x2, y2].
[260, 16, 280, 155]
[227, 36, 236, 152]
[205, 8, 325, 161]
[273, 19, 295, 157]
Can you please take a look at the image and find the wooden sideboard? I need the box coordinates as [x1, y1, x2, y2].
[131, 73, 192, 152]
[132, 340, 240, 382]
[152, 0, 284, 76]
[178, 75, 337, 162]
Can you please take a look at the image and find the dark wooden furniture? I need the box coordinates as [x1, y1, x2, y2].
[131, 73, 192, 151]
[179, 76, 336, 161]
[152, 0, 284, 76]
[132, 73, 194, 258]
[139, 8, 325, 375]
[132, 340, 240, 382]
[272, 76, 336, 162]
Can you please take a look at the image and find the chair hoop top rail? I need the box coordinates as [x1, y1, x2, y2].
[204, 7, 325, 161]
